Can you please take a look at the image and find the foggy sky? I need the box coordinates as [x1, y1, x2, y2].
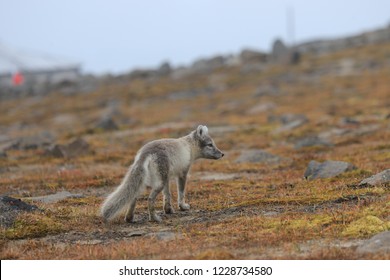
[0, 0, 389, 74]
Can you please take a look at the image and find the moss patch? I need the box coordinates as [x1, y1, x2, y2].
[3, 214, 63, 239]
[342, 215, 390, 238]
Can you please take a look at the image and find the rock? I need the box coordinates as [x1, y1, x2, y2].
[359, 169, 390, 187]
[350, 124, 380, 137]
[339, 117, 360, 126]
[304, 160, 356, 180]
[338, 58, 356, 76]
[295, 136, 333, 149]
[191, 56, 225, 74]
[271, 39, 301, 64]
[168, 88, 212, 100]
[239, 49, 268, 64]
[273, 120, 307, 133]
[281, 114, 308, 125]
[272, 39, 289, 62]
[28, 191, 84, 204]
[77, 239, 103, 245]
[0, 150, 6, 158]
[0, 196, 39, 228]
[270, 114, 309, 133]
[235, 149, 282, 164]
[289, 50, 301, 64]
[0, 166, 10, 173]
[128, 69, 156, 80]
[46, 138, 90, 158]
[10, 132, 54, 150]
[247, 102, 276, 115]
[125, 230, 146, 237]
[95, 117, 119, 131]
[319, 124, 380, 139]
[318, 128, 350, 139]
[357, 231, 390, 254]
[168, 90, 199, 100]
[240, 63, 267, 74]
[268, 113, 308, 124]
[156, 61, 171, 76]
[208, 73, 227, 92]
[147, 231, 183, 241]
[194, 172, 240, 181]
[253, 84, 281, 97]
[170, 67, 193, 80]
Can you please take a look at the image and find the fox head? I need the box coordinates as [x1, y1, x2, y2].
[193, 125, 224, 160]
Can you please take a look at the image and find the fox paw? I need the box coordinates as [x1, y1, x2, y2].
[124, 216, 135, 223]
[150, 214, 163, 223]
[179, 203, 190, 211]
[164, 205, 175, 214]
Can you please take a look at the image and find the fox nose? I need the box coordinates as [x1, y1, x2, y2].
[221, 153, 225, 157]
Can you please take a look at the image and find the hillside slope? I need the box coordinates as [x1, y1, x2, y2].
[0, 41, 390, 259]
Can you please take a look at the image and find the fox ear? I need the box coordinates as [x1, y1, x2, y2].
[196, 125, 208, 138]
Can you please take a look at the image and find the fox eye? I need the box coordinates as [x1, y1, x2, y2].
[206, 143, 213, 147]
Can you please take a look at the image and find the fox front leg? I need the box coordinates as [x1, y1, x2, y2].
[177, 172, 190, 211]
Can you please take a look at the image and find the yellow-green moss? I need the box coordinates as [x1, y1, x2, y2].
[342, 215, 390, 238]
[288, 216, 333, 231]
[3, 214, 63, 240]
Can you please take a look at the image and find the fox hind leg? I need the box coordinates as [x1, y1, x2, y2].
[148, 185, 165, 223]
[124, 197, 137, 223]
[163, 184, 175, 214]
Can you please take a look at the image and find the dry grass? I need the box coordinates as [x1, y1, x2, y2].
[1, 42, 390, 259]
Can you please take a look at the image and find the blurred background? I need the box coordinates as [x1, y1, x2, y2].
[0, 0, 389, 154]
[1, 0, 390, 84]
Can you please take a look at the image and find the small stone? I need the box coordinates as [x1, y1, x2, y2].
[147, 231, 182, 241]
[195, 172, 240, 181]
[339, 117, 360, 126]
[357, 231, 390, 254]
[239, 49, 268, 64]
[10, 132, 54, 150]
[28, 191, 84, 204]
[279, 114, 308, 125]
[359, 169, 390, 187]
[46, 138, 90, 158]
[0, 150, 6, 158]
[247, 102, 276, 115]
[304, 160, 356, 180]
[95, 117, 119, 131]
[235, 149, 282, 164]
[254, 85, 281, 97]
[270, 114, 308, 133]
[272, 39, 289, 63]
[295, 136, 333, 149]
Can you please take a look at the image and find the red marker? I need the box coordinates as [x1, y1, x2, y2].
[12, 72, 24, 85]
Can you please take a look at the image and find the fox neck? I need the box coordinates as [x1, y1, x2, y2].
[182, 132, 201, 162]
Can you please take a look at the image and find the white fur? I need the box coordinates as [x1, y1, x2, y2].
[100, 125, 223, 223]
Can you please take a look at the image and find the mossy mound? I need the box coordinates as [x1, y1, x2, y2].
[4, 214, 63, 239]
[342, 215, 390, 238]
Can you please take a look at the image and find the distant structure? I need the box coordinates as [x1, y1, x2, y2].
[0, 42, 81, 96]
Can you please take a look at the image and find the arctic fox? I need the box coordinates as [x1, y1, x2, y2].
[100, 125, 224, 223]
